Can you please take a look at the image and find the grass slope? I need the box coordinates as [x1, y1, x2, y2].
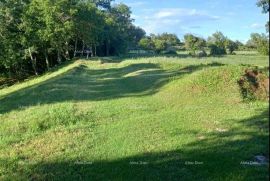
[0, 55, 269, 181]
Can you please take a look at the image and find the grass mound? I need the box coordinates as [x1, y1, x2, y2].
[0, 56, 269, 180]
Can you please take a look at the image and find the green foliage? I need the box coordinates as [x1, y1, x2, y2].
[209, 44, 226, 55]
[197, 50, 207, 57]
[257, 0, 269, 13]
[248, 33, 269, 55]
[208, 32, 227, 55]
[127, 26, 146, 48]
[152, 39, 167, 54]
[0, 0, 26, 75]
[139, 38, 153, 50]
[139, 33, 180, 54]
[0, 0, 141, 78]
[158, 33, 180, 46]
[162, 50, 178, 55]
[257, 0, 269, 32]
[226, 39, 238, 54]
[184, 34, 206, 56]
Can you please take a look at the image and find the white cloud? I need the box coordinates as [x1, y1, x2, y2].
[138, 8, 220, 35]
[125, 1, 147, 8]
[152, 9, 220, 20]
[250, 23, 265, 29]
[156, 11, 174, 18]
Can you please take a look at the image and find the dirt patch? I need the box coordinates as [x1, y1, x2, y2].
[238, 67, 269, 101]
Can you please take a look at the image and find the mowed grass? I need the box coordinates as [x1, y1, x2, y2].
[0, 53, 269, 180]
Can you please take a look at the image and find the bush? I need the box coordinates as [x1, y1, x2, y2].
[238, 68, 269, 101]
[162, 50, 177, 55]
[197, 50, 207, 57]
[209, 44, 226, 56]
[248, 33, 269, 55]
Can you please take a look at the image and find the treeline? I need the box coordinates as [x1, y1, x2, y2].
[139, 31, 269, 57]
[0, 0, 269, 81]
[0, 0, 145, 78]
[138, 0, 269, 57]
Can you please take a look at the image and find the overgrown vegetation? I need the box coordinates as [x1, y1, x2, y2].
[139, 33, 181, 54]
[0, 0, 145, 77]
[238, 67, 269, 101]
[0, 0, 269, 82]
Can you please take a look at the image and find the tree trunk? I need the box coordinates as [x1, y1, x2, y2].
[106, 40, 110, 56]
[44, 49, 50, 70]
[57, 49, 62, 64]
[90, 47, 93, 57]
[74, 38, 78, 57]
[81, 40, 85, 57]
[94, 45, 97, 57]
[65, 41, 70, 60]
[28, 48, 38, 75]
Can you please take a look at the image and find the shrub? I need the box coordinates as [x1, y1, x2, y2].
[209, 44, 226, 56]
[162, 50, 177, 55]
[238, 68, 269, 101]
[248, 33, 269, 55]
[197, 50, 207, 57]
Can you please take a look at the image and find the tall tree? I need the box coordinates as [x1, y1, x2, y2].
[159, 33, 180, 47]
[225, 39, 238, 54]
[74, 1, 104, 57]
[184, 34, 206, 55]
[102, 3, 133, 55]
[248, 33, 269, 55]
[257, 0, 269, 32]
[0, 0, 28, 76]
[207, 32, 227, 55]
[0, 0, 146, 79]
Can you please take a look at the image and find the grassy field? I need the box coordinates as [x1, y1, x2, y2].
[0, 53, 269, 180]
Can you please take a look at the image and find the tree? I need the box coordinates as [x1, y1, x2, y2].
[235, 40, 244, 46]
[0, 0, 145, 80]
[127, 25, 146, 49]
[0, 0, 28, 76]
[257, 0, 269, 32]
[102, 3, 134, 55]
[257, 0, 269, 13]
[225, 39, 238, 54]
[139, 37, 154, 50]
[139, 33, 179, 54]
[207, 32, 227, 55]
[152, 38, 167, 54]
[248, 33, 269, 55]
[41, 0, 76, 63]
[158, 33, 180, 47]
[74, 2, 104, 57]
[25, 0, 77, 68]
[184, 34, 206, 56]
[91, 0, 114, 9]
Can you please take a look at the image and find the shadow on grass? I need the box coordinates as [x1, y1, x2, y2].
[98, 53, 191, 63]
[1, 109, 268, 180]
[98, 53, 234, 64]
[0, 62, 225, 114]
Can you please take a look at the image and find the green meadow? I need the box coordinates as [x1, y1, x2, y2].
[0, 53, 269, 180]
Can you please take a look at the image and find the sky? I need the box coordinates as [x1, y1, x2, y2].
[113, 0, 269, 43]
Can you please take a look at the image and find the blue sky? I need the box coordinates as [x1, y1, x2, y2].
[113, 0, 269, 42]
